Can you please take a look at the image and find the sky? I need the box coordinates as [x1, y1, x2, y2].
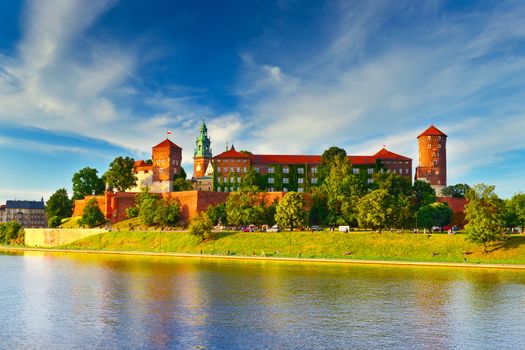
[0, 0, 524, 203]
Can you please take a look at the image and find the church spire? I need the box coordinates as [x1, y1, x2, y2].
[194, 119, 212, 158]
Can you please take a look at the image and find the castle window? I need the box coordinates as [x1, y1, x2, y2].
[159, 168, 163, 174]
[230, 177, 234, 183]
[298, 178, 304, 184]
[217, 159, 221, 163]
[428, 144, 431, 148]
[243, 159, 247, 163]
[218, 177, 222, 183]
[298, 187, 304, 193]
[217, 187, 221, 192]
[438, 144, 441, 148]
[427, 136, 431, 140]
[255, 167, 259, 173]
[283, 167, 289, 174]
[230, 187, 234, 192]
[311, 178, 317, 184]
[243, 167, 247, 172]
[283, 178, 289, 184]
[224, 177, 227, 183]
[283, 187, 288, 192]
[406, 168, 409, 174]
[353, 168, 359, 174]
[230, 167, 234, 172]
[269, 187, 274, 192]
[237, 177, 241, 183]
[312, 167, 317, 173]
[268, 167, 274, 173]
[298, 168, 304, 174]
[237, 167, 240, 172]
[368, 178, 374, 184]
[367, 168, 374, 175]
[268, 177, 274, 184]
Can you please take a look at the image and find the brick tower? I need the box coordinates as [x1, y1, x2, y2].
[415, 125, 447, 196]
[193, 120, 212, 178]
[152, 138, 182, 191]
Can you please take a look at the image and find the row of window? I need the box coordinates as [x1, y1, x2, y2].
[216, 186, 306, 193]
[219, 167, 248, 173]
[216, 159, 248, 163]
[384, 161, 410, 165]
[155, 159, 179, 166]
[427, 143, 442, 148]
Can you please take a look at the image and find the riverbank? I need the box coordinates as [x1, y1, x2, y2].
[14, 229, 525, 265]
[3, 245, 525, 270]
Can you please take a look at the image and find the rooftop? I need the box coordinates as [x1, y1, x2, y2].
[418, 125, 447, 138]
[6, 200, 45, 210]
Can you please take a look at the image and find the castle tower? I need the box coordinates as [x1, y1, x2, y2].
[193, 120, 212, 178]
[152, 139, 183, 190]
[415, 125, 447, 196]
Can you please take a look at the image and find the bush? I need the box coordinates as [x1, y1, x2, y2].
[79, 198, 106, 228]
[154, 199, 180, 226]
[48, 216, 62, 228]
[125, 206, 139, 219]
[189, 212, 214, 240]
[0, 222, 23, 245]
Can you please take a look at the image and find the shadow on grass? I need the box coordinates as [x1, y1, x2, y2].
[487, 235, 525, 253]
[212, 231, 242, 240]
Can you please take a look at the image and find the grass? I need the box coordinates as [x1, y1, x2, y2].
[59, 229, 525, 264]
[58, 217, 82, 228]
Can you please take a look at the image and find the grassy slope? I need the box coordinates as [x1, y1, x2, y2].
[61, 230, 525, 264]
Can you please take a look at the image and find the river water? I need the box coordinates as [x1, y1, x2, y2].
[1, 250, 525, 349]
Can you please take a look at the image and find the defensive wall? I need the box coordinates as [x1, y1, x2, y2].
[25, 228, 107, 247]
[72, 190, 302, 224]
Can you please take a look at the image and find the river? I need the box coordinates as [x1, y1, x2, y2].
[1, 250, 525, 349]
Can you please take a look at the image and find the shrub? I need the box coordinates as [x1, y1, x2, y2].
[189, 212, 214, 240]
[125, 206, 139, 219]
[0, 222, 23, 245]
[48, 216, 62, 228]
[79, 198, 106, 228]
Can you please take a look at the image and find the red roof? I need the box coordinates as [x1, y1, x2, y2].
[213, 146, 251, 159]
[418, 125, 447, 138]
[348, 155, 377, 165]
[152, 138, 182, 149]
[134, 160, 147, 167]
[250, 154, 321, 164]
[373, 148, 411, 161]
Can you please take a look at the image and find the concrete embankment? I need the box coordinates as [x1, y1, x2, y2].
[24, 228, 107, 247]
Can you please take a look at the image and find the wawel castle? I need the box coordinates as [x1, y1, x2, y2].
[132, 121, 447, 195]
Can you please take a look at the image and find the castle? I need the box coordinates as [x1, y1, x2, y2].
[131, 123, 448, 195]
[74, 124, 449, 223]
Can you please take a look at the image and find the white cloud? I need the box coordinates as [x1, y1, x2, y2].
[233, 0, 525, 197]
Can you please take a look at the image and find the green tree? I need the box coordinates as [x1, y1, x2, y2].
[412, 180, 436, 210]
[505, 193, 525, 232]
[139, 195, 159, 226]
[206, 203, 228, 226]
[318, 146, 347, 182]
[154, 199, 180, 226]
[189, 212, 214, 240]
[172, 177, 194, 191]
[46, 188, 73, 220]
[356, 189, 394, 233]
[226, 187, 267, 226]
[48, 216, 62, 228]
[373, 172, 413, 229]
[416, 202, 453, 231]
[241, 166, 259, 189]
[79, 198, 106, 228]
[71, 167, 105, 200]
[275, 192, 305, 230]
[441, 183, 471, 198]
[464, 184, 504, 252]
[104, 156, 137, 192]
[0, 222, 23, 244]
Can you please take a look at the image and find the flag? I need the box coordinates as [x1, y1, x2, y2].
[167, 130, 173, 135]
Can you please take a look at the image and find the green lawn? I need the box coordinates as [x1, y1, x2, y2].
[60, 229, 525, 264]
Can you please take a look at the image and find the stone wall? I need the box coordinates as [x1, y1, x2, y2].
[25, 228, 107, 247]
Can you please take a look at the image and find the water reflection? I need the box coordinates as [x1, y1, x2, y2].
[1, 250, 525, 349]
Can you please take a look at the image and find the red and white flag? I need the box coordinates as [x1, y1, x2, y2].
[167, 130, 173, 135]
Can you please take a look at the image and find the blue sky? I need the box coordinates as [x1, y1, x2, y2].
[1, 0, 524, 203]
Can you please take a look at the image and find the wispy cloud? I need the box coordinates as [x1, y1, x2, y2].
[233, 0, 525, 196]
[0, 0, 240, 168]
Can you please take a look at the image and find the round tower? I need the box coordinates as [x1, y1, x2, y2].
[415, 125, 447, 196]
